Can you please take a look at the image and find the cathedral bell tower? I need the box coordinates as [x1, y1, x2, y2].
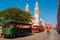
[33, 1, 40, 26]
[32, 1, 40, 33]
[25, 3, 29, 12]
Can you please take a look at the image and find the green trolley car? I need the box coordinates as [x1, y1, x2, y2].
[2, 20, 32, 38]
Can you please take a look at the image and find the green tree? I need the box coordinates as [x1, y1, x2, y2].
[0, 8, 33, 23]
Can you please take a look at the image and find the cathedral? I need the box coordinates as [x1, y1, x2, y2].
[25, 1, 45, 32]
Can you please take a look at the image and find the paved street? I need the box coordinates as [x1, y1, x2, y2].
[0, 30, 60, 40]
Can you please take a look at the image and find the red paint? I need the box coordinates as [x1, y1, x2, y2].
[32, 26, 39, 33]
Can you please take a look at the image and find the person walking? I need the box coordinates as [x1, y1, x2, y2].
[47, 30, 49, 34]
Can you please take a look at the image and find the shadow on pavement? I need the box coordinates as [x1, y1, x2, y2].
[4, 33, 33, 39]
[57, 30, 60, 35]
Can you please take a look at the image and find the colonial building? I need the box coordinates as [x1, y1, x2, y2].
[45, 24, 53, 30]
[40, 18, 46, 27]
[57, 0, 60, 30]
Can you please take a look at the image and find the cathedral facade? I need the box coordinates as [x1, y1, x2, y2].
[25, 1, 45, 32]
[25, 1, 40, 26]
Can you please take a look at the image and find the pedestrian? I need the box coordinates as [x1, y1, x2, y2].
[47, 30, 49, 34]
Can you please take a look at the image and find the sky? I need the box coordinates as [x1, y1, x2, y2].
[0, 0, 58, 27]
